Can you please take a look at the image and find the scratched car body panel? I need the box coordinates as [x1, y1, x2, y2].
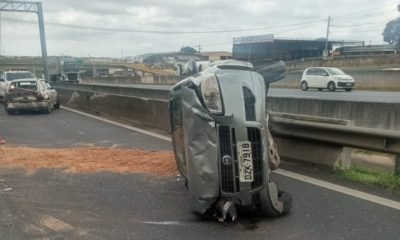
[169, 60, 292, 220]
[4, 79, 60, 115]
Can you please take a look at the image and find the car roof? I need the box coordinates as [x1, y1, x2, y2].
[9, 78, 39, 83]
[4, 70, 33, 73]
[306, 67, 341, 70]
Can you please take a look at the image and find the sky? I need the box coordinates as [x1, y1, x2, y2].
[0, 0, 399, 57]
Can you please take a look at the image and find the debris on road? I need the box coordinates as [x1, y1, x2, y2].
[0, 146, 177, 176]
[0, 134, 5, 144]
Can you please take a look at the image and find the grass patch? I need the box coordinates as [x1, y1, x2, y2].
[336, 168, 400, 193]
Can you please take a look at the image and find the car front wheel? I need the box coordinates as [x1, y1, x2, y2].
[328, 82, 336, 92]
[301, 81, 308, 91]
[256, 185, 293, 217]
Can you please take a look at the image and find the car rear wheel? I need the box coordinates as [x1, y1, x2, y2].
[345, 88, 352, 92]
[301, 81, 308, 91]
[6, 109, 15, 115]
[54, 101, 60, 109]
[328, 82, 336, 92]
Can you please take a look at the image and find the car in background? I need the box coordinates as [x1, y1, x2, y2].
[4, 79, 60, 115]
[300, 67, 355, 92]
[0, 71, 37, 99]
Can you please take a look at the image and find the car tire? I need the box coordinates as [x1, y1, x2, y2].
[6, 109, 15, 115]
[318, 88, 323, 91]
[256, 187, 293, 217]
[301, 81, 308, 91]
[328, 82, 336, 92]
[54, 101, 60, 110]
[345, 88, 352, 92]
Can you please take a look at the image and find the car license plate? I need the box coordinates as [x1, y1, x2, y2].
[346, 83, 352, 86]
[237, 141, 254, 182]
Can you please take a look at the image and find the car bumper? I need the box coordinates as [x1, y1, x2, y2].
[7, 101, 48, 110]
[337, 82, 355, 88]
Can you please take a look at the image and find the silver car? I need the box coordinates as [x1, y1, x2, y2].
[4, 79, 60, 115]
[169, 60, 292, 221]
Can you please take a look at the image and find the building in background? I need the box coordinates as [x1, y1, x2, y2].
[232, 34, 364, 63]
[333, 44, 399, 56]
[131, 51, 201, 68]
[201, 51, 232, 61]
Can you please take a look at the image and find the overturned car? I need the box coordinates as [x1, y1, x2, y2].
[169, 60, 292, 221]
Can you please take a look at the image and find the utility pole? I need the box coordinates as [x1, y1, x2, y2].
[0, 12, 2, 56]
[0, 1, 49, 80]
[323, 16, 331, 58]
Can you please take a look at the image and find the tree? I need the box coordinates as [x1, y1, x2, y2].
[180, 46, 197, 54]
[382, 4, 400, 46]
[383, 19, 400, 45]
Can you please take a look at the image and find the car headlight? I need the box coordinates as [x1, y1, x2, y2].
[200, 75, 223, 114]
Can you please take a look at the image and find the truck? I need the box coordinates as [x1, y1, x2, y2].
[48, 57, 80, 83]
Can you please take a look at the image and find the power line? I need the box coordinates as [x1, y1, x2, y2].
[1, 16, 325, 34]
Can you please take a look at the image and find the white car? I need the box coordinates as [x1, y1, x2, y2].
[0, 71, 36, 99]
[300, 67, 355, 92]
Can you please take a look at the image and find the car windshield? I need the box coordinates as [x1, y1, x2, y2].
[326, 68, 346, 75]
[6, 72, 35, 81]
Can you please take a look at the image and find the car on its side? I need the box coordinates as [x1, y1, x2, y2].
[169, 60, 292, 221]
[300, 67, 355, 92]
[0, 71, 37, 99]
[4, 79, 60, 115]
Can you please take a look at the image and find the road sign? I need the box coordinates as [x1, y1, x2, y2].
[233, 34, 274, 45]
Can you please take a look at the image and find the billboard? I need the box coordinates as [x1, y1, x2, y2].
[233, 34, 274, 45]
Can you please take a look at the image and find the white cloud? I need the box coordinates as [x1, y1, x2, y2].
[0, 0, 398, 57]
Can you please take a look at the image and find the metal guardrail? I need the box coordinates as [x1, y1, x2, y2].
[269, 113, 400, 174]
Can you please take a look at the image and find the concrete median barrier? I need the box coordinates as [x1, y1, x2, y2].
[56, 87, 170, 131]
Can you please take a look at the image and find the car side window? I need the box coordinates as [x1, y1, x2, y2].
[320, 69, 328, 76]
[306, 69, 317, 75]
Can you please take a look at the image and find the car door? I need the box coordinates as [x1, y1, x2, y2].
[313, 68, 328, 88]
[44, 81, 57, 105]
[0, 73, 7, 97]
[305, 68, 318, 87]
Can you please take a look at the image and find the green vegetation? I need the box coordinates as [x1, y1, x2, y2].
[336, 168, 400, 193]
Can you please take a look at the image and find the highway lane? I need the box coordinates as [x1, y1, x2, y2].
[80, 82, 400, 103]
[0, 105, 399, 240]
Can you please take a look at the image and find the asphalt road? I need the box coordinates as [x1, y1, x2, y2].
[0, 105, 399, 240]
[82, 83, 400, 103]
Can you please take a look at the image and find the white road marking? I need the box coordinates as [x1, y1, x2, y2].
[62, 106, 400, 210]
[139, 221, 187, 226]
[275, 169, 400, 210]
[61, 106, 171, 142]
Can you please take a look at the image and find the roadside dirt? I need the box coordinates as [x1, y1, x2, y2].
[0, 146, 177, 176]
